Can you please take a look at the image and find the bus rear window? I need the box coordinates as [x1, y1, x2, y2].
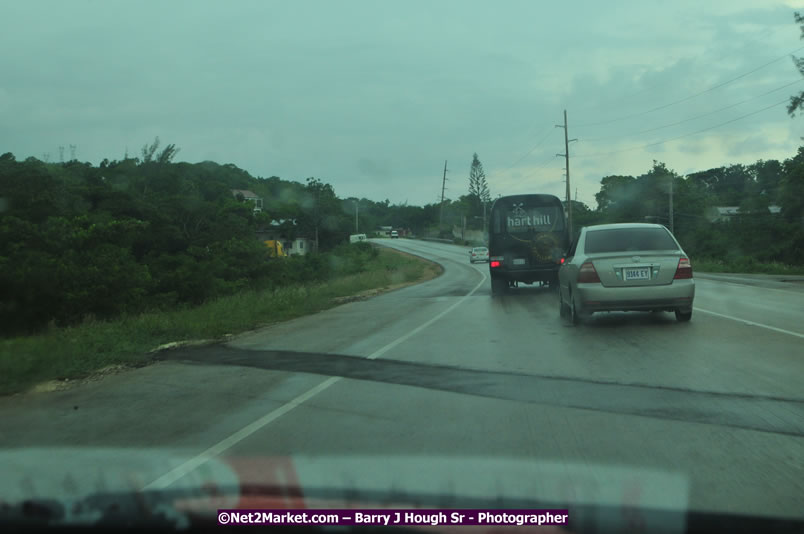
[583, 228, 678, 253]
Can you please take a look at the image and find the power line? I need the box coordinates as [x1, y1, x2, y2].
[574, 45, 804, 128]
[507, 126, 557, 169]
[494, 153, 559, 195]
[572, 25, 792, 116]
[488, 125, 559, 182]
[580, 78, 804, 143]
[526, 150, 564, 177]
[573, 97, 790, 160]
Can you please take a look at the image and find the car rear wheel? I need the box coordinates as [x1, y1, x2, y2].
[568, 292, 581, 326]
[559, 288, 569, 319]
[675, 308, 692, 322]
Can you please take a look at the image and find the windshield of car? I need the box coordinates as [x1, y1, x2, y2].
[2, 1, 803, 531]
[583, 227, 679, 253]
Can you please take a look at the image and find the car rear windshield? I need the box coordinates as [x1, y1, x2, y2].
[583, 228, 678, 254]
[474, 248, 487, 252]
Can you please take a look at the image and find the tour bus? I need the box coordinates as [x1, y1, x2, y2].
[488, 194, 569, 295]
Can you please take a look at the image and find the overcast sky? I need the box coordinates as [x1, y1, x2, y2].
[2, 0, 803, 207]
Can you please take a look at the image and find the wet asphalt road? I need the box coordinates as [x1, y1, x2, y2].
[0, 238, 802, 520]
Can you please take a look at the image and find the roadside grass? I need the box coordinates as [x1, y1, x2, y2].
[0, 248, 439, 396]
[692, 257, 804, 276]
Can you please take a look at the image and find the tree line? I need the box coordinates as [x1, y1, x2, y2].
[0, 142, 375, 336]
[570, 152, 804, 267]
[2, 141, 802, 336]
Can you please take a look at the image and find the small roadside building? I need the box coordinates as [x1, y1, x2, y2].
[256, 219, 315, 256]
[231, 189, 263, 212]
[706, 205, 782, 222]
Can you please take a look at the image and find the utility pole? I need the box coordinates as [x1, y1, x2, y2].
[354, 200, 359, 233]
[669, 175, 674, 233]
[439, 160, 448, 229]
[482, 201, 487, 242]
[555, 110, 577, 237]
[314, 187, 320, 253]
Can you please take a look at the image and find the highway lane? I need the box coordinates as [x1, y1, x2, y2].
[693, 273, 804, 337]
[0, 238, 802, 521]
[373, 239, 803, 398]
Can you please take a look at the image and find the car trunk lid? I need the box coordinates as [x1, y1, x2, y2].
[587, 252, 683, 287]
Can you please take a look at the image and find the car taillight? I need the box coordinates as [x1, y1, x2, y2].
[559, 257, 565, 265]
[578, 262, 600, 283]
[490, 261, 501, 268]
[674, 257, 693, 279]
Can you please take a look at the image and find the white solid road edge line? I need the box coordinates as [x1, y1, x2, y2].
[144, 264, 487, 491]
[143, 376, 341, 490]
[695, 276, 799, 295]
[367, 271, 487, 360]
[694, 307, 804, 339]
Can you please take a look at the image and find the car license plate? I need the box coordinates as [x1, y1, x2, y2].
[513, 258, 526, 265]
[624, 267, 650, 281]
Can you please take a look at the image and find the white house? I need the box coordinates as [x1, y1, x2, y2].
[707, 205, 781, 222]
[231, 189, 263, 212]
[256, 219, 315, 256]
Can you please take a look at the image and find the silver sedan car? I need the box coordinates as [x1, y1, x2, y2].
[558, 223, 695, 324]
[469, 246, 489, 263]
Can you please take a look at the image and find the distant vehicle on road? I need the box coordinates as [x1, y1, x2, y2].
[390, 230, 399, 238]
[488, 194, 568, 295]
[558, 223, 695, 324]
[469, 247, 489, 263]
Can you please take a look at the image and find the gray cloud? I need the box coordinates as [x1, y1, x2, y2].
[0, 0, 802, 207]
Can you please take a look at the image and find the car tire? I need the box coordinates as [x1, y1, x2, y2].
[675, 308, 692, 322]
[559, 288, 569, 319]
[491, 277, 506, 297]
[568, 292, 582, 326]
[567, 293, 590, 326]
